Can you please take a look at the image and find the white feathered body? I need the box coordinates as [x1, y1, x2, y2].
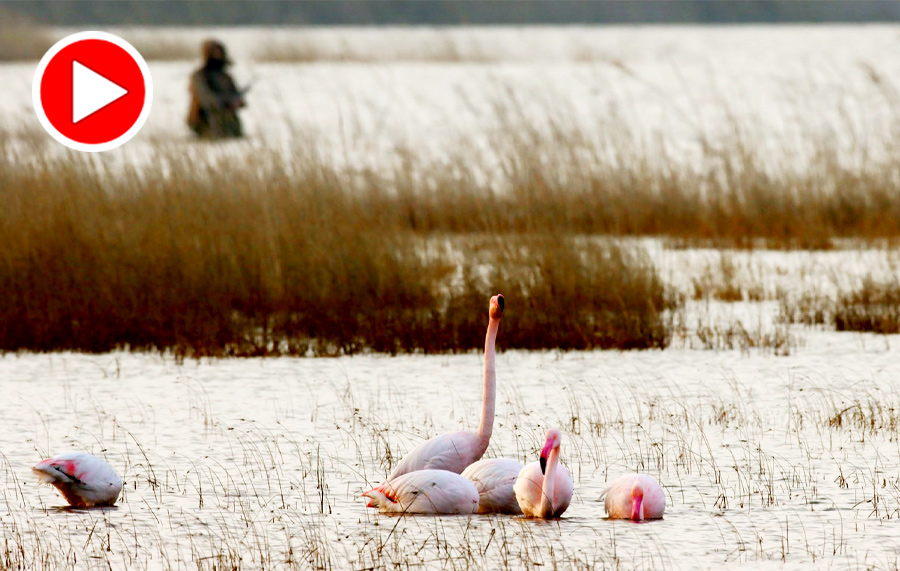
[32, 452, 122, 507]
[363, 469, 479, 514]
[388, 430, 486, 481]
[601, 473, 666, 520]
[461, 458, 524, 514]
[513, 460, 573, 518]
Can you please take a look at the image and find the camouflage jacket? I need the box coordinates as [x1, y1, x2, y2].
[187, 67, 245, 139]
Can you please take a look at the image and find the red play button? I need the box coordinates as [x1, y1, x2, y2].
[33, 31, 152, 152]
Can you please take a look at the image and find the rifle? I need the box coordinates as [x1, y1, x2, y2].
[232, 77, 257, 109]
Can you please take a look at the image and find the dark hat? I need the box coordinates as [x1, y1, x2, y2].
[201, 39, 231, 65]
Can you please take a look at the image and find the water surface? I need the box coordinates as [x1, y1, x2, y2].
[1, 336, 898, 569]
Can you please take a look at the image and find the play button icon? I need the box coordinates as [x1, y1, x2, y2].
[72, 61, 128, 123]
[33, 31, 152, 152]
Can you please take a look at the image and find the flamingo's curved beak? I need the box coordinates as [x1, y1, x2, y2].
[539, 439, 553, 474]
[497, 294, 504, 313]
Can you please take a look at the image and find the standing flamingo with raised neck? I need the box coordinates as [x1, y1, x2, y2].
[384, 294, 503, 481]
[601, 473, 665, 521]
[513, 428, 573, 518]
[32, 452, 122, 508]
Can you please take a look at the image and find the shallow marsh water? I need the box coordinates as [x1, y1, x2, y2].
[1, 327, 899, 569]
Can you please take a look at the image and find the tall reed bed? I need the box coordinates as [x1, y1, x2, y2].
[297, 133, 900, 248]
[5, 57, 900, 353]
[8, 56, 900, 246]
[0, 8, 55, 61]
[480, 130, 900, 248]
[779, 275, 900, 335]
[833, 276, 900, 334]
[319, 88, 900, 248]
[0, 150, 675, 356]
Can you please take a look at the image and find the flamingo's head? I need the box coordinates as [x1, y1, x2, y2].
[490, 294, 504, 319]
[630, 480, 644, 521]
[539, 428, 562, 474]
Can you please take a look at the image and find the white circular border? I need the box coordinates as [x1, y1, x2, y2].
[32, 31, 153, 153]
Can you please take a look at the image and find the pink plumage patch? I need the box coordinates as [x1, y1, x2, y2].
[362, 484, 398, 505]
[65, 460, 79, 479]
[376, 484, 398, 502]
[43, 459, 79, 480]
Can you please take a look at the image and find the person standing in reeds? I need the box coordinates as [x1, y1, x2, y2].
[187, 39, 246, 139]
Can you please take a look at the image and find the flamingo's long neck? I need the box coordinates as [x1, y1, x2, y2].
[631, 482, 645, 521]
[631, 495, 644, 521]
[540, 447, 559, 518]
[474, 316, 499, 453]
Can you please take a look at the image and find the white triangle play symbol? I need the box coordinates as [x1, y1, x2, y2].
[72, 61, 128, 124]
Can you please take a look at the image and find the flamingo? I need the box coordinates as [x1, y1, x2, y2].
[461, 457, 524, 514]
[362, 469, 479, 514]
[513, 428, 573, 518]
[32, 452, 122, 508]
[385, 294, 503, 481]
[600, 473, 666, 520]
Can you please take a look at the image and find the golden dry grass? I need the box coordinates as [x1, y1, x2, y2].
[0, 9, 56, 62]
[249, 32, 496, 63]
[334, 107, 900, 247]
[126, 36, 197, 61]
[690, 254, 767, 302]
[5, 71, 900, 353]
[779, 275, 900, 334]
[834, 276, 900, 334]
[0, 149, 675, 356]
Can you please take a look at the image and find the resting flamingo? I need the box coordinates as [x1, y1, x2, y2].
[600, 473, 666, 520]
[362, 469, 479, 514]
[461, 457, 524, 514]
[513, 428, 573, 518]
[385, 294, 503, 481]
[32, 452, 122, 508]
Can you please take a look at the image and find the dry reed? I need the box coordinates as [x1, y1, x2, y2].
[0, 149, 675, 356]
[250, 32, 492, 63]
[7, 71, 900, 246]
[834, 276, 900, 334]
[126, 36, 197, 61]
[691, 254, 767, 302]
[4, 63, 900, 353]
[349, 111, 900, 248]
[779, 275, 900, 334]
[0, 9, 56, 62]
